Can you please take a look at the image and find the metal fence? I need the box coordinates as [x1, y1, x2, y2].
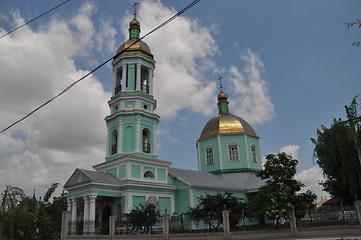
[113, 215, 163, 235]
[169, 214, 224, 234]
[295, 207, 359, 227]
[68, 221, 105, 235]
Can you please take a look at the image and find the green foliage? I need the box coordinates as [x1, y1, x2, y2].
[187, 192, 245, 231]
[127, 204, 159, 233]
[256, 153, 304, 228]
[312, 119, 361, 203]
[0, 184, 66, 240]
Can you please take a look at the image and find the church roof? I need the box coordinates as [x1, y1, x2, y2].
[168, 168, 242, 191]
[217, 172, 266, 193]
[64, 168, 121, 188]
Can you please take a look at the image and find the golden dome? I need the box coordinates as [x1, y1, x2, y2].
[116, 38, 153, 58]
[198, 113, 258, 141]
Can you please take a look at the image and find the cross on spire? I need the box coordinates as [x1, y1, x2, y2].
[218, 76, 223, 91]
[132, 1, 139, 16]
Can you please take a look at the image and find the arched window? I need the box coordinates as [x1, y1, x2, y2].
[115, 69, 122, 95]
[142, 128, 151, 153]
[205, 147, 214, 165]
[111, 130, 118, 155]
[141, 66, 149, 94]
[251, 144, 257, 162]
[143, 170, 155, 179]
[228, 143, 239, 161]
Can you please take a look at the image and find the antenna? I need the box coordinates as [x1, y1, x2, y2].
[132, 1, 139, 16]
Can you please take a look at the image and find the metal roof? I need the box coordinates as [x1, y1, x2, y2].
[64, 168, 121, 188]
[169, 168, 242, 191]
[217, 172, 266, 192]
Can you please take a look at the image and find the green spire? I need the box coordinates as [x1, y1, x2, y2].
[217, 91, 229, 114]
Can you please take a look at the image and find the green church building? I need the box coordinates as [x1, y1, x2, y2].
[64, 13, 264, 233]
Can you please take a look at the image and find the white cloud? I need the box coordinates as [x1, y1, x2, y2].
[279, 144, 300, 159]
[121, 0, 219, 119]
[0, 3, 113, 195]
[295, 165, 330, 199]
[228, 49, 274, 125]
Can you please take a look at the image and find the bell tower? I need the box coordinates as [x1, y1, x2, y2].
[105, 12, 159, 161]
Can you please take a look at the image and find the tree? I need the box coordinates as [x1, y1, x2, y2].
[0, 183, 67, 240]
[127, 204, 159, 233]
[187, 192, 245, 231]
[256, 153, 304, 228]
[295, 190, 317, 223]
[312, 119, 361, 203]
[344, 19, 361, 47]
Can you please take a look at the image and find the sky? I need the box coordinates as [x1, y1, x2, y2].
[0, 0, 360, 199]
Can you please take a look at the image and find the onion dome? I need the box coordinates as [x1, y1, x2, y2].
[198, 90, 258, 141]
[115, 14, 153, 58]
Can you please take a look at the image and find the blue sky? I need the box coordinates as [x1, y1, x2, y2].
[0, 0, 360, 197]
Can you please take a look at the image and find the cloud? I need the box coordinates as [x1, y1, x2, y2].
[0, 2, 113, 195]
[228, 49, 274, 125]
[295, 165, 330, 199]
[279, 144, 300, 159]
[121, 0, 219, 119]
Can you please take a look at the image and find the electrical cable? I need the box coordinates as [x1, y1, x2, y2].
[0, 0, 72, 40]
[0, 0, 201, 134]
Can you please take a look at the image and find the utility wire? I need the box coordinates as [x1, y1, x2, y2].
[0, 0, 72, 40]
[0, 0, 201, 134]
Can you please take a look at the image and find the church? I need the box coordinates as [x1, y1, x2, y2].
[64, 12, 264, 232]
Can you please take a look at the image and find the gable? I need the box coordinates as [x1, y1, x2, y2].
[64, 169, 90, 188]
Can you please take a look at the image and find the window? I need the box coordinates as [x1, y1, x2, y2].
[251, 144, 257, 162]
[111, 130, 118, 155]
[205, 147, 214, 165]
[115, 69, 122, 95]
[228, 144, 239, 161]
[143, 170, 155, 179]
[142, 128, 151, 153]
[141, 66, 149, 93]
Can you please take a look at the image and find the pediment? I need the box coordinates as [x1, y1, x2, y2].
[64, 169, 91, 188]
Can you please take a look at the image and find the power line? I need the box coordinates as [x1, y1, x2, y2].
[0, 0, 201, 134]
[0, 0, 72, 40]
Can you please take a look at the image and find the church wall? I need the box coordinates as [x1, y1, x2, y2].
[172, 178, 190, 214]
[219, 135, 247, 170]
[127, 63, 136, 91]
[198, 137, 220, 173]
[246, 136, 262, 171]
[191, 189, 247, 207]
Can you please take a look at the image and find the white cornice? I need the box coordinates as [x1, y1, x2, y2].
[93, 156, 171, 170]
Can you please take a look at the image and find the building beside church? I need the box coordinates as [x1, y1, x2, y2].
[64, 13, 264, 233]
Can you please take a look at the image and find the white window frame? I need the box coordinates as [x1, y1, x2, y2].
[251, 144, 257, 162]
[228, 143, 239, 162]
[205, 146, 214, 165]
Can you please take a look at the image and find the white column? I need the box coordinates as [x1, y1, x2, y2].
[83, 196, 89, 234]
[136, 63, 141, 91]
[135, 117, 141, 152]
[244, 135, 250, 168]
[121, 64, 127, 92]
[105, 128, 110, 157]
[117, 120, 123, 154]
[217, 135, 223, 170]
[67, 198, 72, 212]
[152, 125, 157, 155]
[71, 198, 77, 234]
[148, 67, 153, 95]
[88, 195, 97, 234]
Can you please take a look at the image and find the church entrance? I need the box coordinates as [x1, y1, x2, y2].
[102, 205, 111, 235]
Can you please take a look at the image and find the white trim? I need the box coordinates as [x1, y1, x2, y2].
[204, 145, 214, 165]
[65, 182, 121, 190]
[244, 135, 250, 168]
[135, 117, 141, 152]
[136, 63, 141, 91]
[117, 120, 123, 154]
[217, 136, 223, 170]
[113, 58, 155, 70]
[189, 188, 194, 208]
[196, 142, 201, 171]
[227, 141, 240, 162]
[94, 156, 171, 170]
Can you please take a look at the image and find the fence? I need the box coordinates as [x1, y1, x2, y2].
[296, 206, 359, 228]
[61, 202, 361, 240]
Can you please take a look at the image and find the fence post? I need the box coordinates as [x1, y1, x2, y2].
[109, 216, 116, 237]
[60, 211, 69, 240]
[163, 209, 169, 239]
[288, 206, 297, 237]
[222, 210, 230, 240]
[354, 200, 361, 226]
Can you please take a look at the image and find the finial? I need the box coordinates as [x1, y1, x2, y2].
[218, 76, 223, 92]
[132, 1, 139, 16]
